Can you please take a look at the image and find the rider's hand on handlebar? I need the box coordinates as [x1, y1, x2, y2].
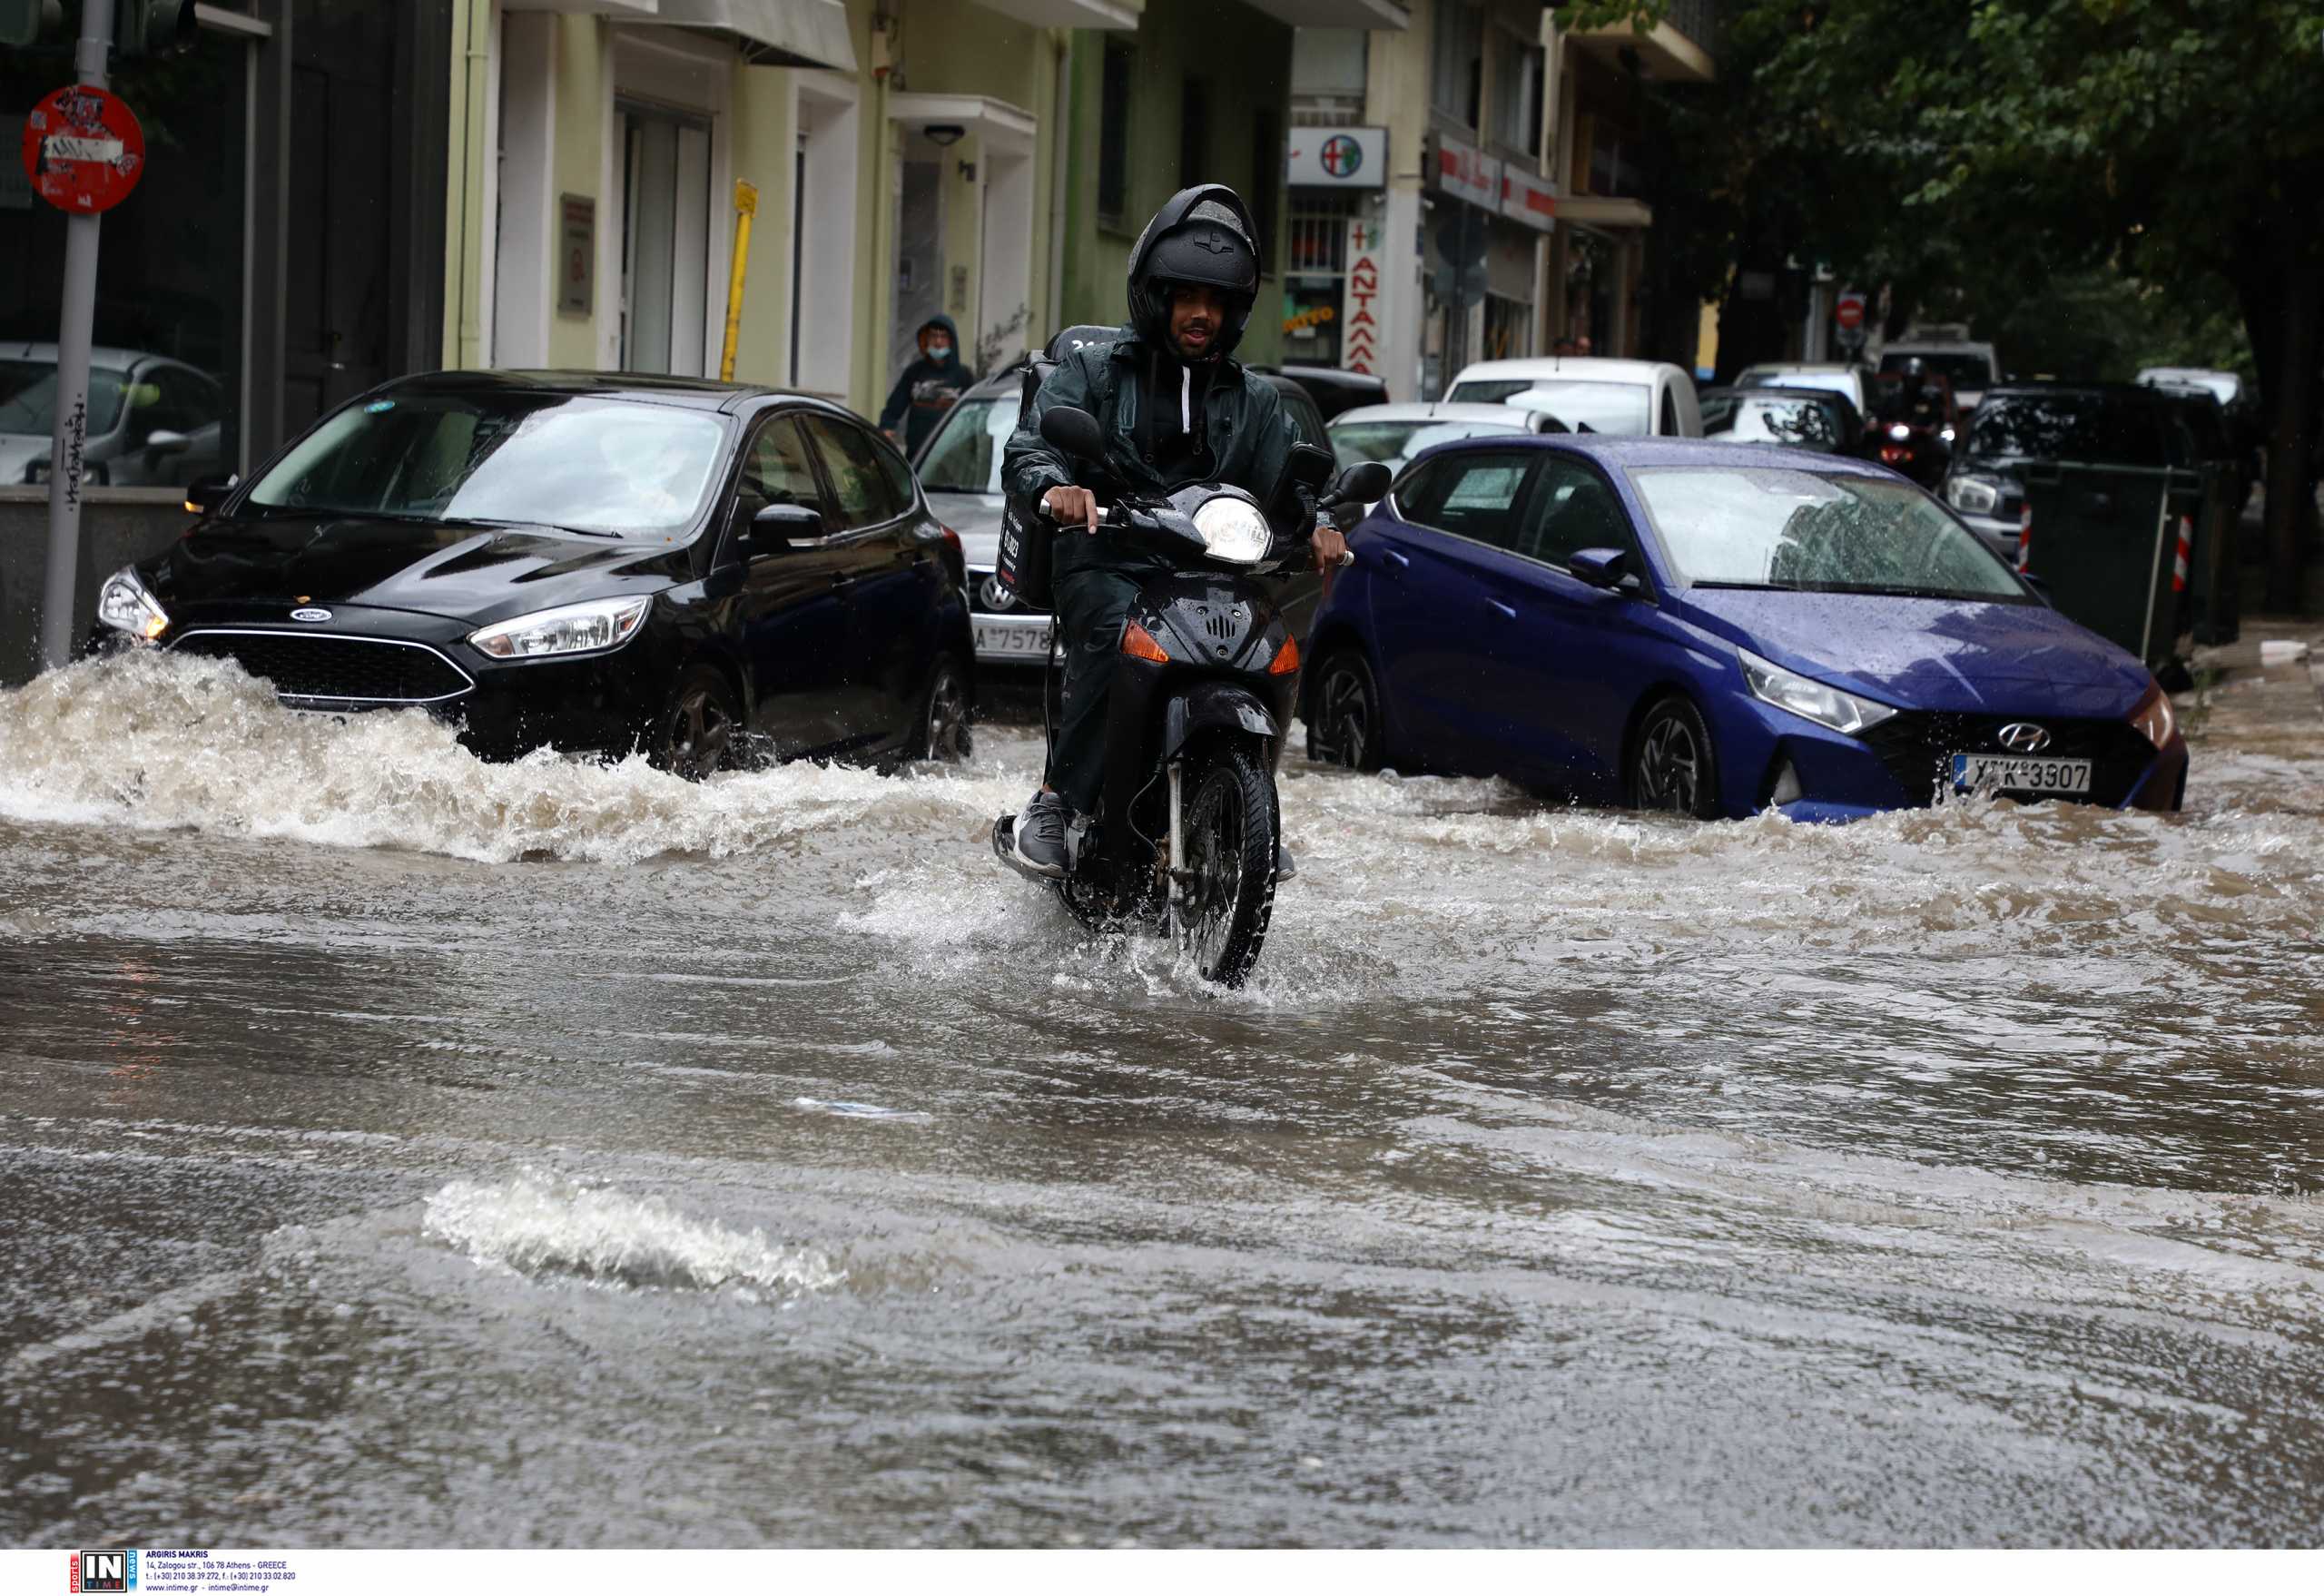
[1042, 485, 1100, 533]
[1311, 522, 1351, 572]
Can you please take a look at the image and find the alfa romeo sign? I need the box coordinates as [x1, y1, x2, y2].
[1287, 125, 1386, 190]
[21, 84, 144, 213]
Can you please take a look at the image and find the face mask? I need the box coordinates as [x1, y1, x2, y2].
[925, 340, 951, 359]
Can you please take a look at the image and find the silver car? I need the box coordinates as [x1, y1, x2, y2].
[0, 342, 228, 488]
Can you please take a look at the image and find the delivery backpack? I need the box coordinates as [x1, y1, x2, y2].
[993, 323, 1121, 611]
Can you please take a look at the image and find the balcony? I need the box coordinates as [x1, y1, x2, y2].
[970, 0, 1142, 26]
[1241, 0, 1411, 27]
[1567, 0, 1716, 84]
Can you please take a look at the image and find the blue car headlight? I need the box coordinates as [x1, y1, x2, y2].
[1738, 647, 1898, 736]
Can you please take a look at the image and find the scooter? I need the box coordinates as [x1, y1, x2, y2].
[991, 405, 1387, 988]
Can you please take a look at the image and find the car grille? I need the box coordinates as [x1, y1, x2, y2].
[172, 630, 473, 705]
[970, 567, 1049, 617]
[1856, 712, 2153, 806]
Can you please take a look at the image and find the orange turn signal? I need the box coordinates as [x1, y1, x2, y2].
[1266, 634, 1300, 675]
[1121, 620, 1170, 663]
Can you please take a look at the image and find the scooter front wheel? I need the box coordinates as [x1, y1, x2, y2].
[1179, 743, 1280, 989]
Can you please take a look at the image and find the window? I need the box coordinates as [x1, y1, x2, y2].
[1250, 109, 1280, 276]
[1659, 387, 1680, 438]
[741, 415, 824, 513]
[1431, 1, 1483, 129]
[1179, 78, 1210, 191]
[1394, 449, 1537, 549]
[1514, 457, 1630, 569]
[1098, 42, 1135, 224]
[1493, 40, 1544, 156]
[916, 395, 1019, 494]
[803, 416, 911, 529]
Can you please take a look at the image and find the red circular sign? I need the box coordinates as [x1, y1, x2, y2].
[21, 85, 145, 215]
[1835, 292, 1866, 331]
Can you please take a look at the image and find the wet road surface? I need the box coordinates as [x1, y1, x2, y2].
[3, 650, 2321, 1545]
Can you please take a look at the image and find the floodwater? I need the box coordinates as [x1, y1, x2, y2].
[3, 649, 2320, 1546]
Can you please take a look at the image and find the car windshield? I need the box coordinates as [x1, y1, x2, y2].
[1330, 418, 1523, 470]
[1881, 351, 1994, 389]
[1445, 379, 1535, 404]
[1742, 370, 1856, 406]
[1965, 394, 2169, 468]
[0, 361, 130, 436]
[1631, 466, 2028, 600]
[916, 394, 1018, 494]
[1501, 381, 1651, 435]
[1708, 395, 1843, 448]
[244, 393, 727, 536]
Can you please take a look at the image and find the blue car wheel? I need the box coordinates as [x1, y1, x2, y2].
[1305, 649, 1385, 773]
[1630, 695, 1720, 819]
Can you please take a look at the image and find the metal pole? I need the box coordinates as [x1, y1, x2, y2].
[40, 0, 118, 672]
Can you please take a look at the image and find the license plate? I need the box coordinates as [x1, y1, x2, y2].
[1949, 753, 2093, 795]
[973, 616, 1052, 658]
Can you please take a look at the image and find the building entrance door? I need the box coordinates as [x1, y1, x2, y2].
[619, 102, 713, 376]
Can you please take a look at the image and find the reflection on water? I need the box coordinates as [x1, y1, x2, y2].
[1, 651, 2321, 1546]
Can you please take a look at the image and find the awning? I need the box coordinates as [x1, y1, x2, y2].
[968, 0, 1140, 28]
[642, 0, 856, 72]
[1556, 195, 1653, 230]
[890, 93, 1038, 155]
[1239, 0, 1410, 25]
[1569, 17, 1715, 84]
[501, 1, 660, 15]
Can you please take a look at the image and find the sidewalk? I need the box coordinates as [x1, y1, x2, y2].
[2180, 616, 2324, 817]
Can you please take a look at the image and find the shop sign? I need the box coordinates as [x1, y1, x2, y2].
[1498, 165, 1558, 232]
[1286, 126, 1386, 190]
[21, 85, 144, 214]
[1431, 133, 1499, 210]
[559, 194, 595, 318]
[1343, 216, 1385, 378]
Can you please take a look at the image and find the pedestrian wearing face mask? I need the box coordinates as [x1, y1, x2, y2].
[879, 314, 975, 457]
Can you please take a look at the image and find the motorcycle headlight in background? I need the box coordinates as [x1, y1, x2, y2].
[468, 596, 651, 660]
[1738, 647, 1898, 736]
[1189, 497, 1272, 565]
[95, 566, 170, 643]
[2129, 678, 2178, 750]
[1886, 423, 1913, 442]
[1945, 475, 2003, 515]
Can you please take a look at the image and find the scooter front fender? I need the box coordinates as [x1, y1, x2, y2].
[1161, 680, 1278, 764]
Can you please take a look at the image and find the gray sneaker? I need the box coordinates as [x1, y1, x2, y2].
[1010, 791, 1072, 879]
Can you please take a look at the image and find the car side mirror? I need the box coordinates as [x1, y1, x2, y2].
[1570, 547, 1639, 593]
[1039, 405, 1108, 463]
[145, 428, 192, 457]
[1329, 461, 1391, 507]
[749, 501, 824, 548]
[182, 473, 235, 515]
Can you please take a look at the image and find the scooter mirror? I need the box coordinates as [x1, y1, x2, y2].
[1286, 442, 1335, 491]
[1331, 461, 1391, 506]
[1040, 406, 1108, 463]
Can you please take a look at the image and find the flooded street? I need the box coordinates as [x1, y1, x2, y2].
[4, 649, 2322, 1545]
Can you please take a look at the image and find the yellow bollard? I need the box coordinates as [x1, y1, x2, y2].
[720, 181, 758, 383]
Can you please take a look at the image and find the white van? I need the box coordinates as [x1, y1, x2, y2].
[1442, 356, 1704, 438]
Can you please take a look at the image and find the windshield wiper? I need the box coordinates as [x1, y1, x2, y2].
[436, 515, 625, 539]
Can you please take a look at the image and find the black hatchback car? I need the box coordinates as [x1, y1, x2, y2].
[91, 370, 975, 776]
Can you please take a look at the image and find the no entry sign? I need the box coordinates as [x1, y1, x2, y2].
[21, 84, 145, 214]
[1835, 290, 1867, 331]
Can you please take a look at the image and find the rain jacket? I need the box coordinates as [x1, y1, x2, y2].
[879, 314, 975, 455]
[1001, 325, 1300, 524]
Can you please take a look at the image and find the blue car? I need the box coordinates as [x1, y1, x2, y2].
[1301, 438, 2188, 822]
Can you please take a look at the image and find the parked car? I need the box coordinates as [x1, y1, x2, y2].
[1942, 382, 2201, 562]
[2136, 367, 2242, 409]
[1699, 385, 1865, 457]
[910, 362, 1331, 675]
[1302, 436, 2186, 821]
[1443, 357, 1704, 437]
[1, 341, 228, 488]
[2148, 381, 2252, 510]
[1734, 361, 1876, 419]
[91, 370, 975, 776]
[1879, 340, 2002, 410]
[1254, 362, 1390, 422]
[1329, 401, 1566, 474]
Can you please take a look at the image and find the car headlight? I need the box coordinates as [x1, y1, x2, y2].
[1190, 497, 1271, 564]
[1738, 647, 1897, 736]
[2129, 678, 2177, 750]
[468, 596, 651, 660]
[95, 566, 170, 643]
[1945, 475, 2002, 515]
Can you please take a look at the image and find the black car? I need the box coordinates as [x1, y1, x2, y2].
[1251, 362, 1389, 422]
[911, 364, 1331, 680]
[1942, 381, 2199, 561]
[91, 370, 975, 776]
[1699, 384, 1866, 456]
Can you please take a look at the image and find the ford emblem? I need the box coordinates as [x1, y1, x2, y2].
[1997, 722, 2051, 754]
[290, 606, 332, 623]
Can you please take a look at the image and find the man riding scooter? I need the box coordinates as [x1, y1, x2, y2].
[1000, 184, 1348, 879]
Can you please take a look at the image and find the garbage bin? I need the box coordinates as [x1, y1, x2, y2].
[2019, 463, 2180, 672]
[2188, 460, 2240, 645]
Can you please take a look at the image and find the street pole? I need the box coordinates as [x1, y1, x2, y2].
[40, 0, 117, 672]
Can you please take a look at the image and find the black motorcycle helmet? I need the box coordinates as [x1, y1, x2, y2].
[1127, 184, 1262, 358]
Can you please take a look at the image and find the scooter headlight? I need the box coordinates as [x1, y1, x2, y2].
[1190, 498, 1272, 564]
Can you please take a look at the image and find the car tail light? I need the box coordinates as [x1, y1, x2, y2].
[936, 524, 965, 587]
[1121, 620, 1170, 663]
[1267, 634, 1300, 675]
[2129, 677, 2177, 750]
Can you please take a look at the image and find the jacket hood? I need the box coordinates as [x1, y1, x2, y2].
[1678, 586, 2152, 718]
[916, 315, 964, 372]
[147, 513, 695, 627]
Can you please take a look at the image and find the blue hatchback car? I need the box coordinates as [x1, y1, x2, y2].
[1301, 438, 2188, 821]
